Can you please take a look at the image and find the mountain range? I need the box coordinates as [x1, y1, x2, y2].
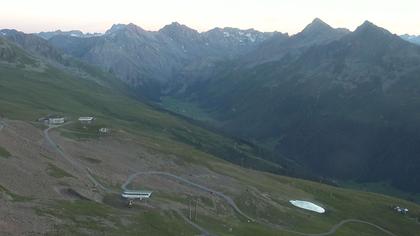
[2, 18, 420, 197]
[177, 20, 420, 194]
[37, 30, 102, 39]
[2, 18, 420, 235]
[35, 22, 272, 99]
[401, 34, 420, 45]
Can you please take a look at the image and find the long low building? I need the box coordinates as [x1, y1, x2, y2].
[47, 117, 65, 125]
[121, 190, 153, 200]
[78, 116, 95, 124]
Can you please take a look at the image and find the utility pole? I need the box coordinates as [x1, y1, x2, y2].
[214, 196, 218, 216]
[194, 198, 199, 221]
[189, 198, 192, 220]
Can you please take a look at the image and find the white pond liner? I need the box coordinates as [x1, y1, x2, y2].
[289, 200, 325, 213]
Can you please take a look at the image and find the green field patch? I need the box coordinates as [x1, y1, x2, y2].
[54, 200, 110, 218]
[46, 163, 74, 179]
[0, 184, 33, 202]
[159, 96, 215, 122]
[59, 122, 109, 140]
[102, 193, 128, 209]
[36, 199, 198, 235]
[113, 210, 199, 236]
[60, 129, 99, 140]
[86, 171, 113, 192]
[79, 155, 102, 164]
[29, 121, 48, 130]
[40, 153, 53, 160]
[35, 200, 113, 234]
[342, 181, 420, 203]
[332, 221, 395, 236]
[0, 146, 11, 158]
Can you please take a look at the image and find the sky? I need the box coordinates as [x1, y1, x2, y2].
[0, 0, 419, 35]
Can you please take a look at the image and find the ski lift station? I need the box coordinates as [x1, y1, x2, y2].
[78, 116, 95, 125]
[121, 190, 153, 200]
[48, 117, 65, 125]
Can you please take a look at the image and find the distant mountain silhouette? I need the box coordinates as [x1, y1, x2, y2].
[7, 19, 420, 194]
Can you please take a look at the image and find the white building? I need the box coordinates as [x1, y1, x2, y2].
[121, 190, 153, 200]
[394, 206, 409, 214]
[99, 127, 111, 134]
[78, 116, 95, 125]
[121, 190, 153, 207]
[48, 117, 65, 125]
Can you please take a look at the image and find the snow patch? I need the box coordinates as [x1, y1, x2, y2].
[223, 32, 231, 37]
[246, 33, 256, 42]
[289, 200, 325, 213]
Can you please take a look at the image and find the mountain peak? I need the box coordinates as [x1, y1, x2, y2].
[312, 17, 326, 24]
[106, 24, 126, 34]
[167, 22, 183, 27]
[106, 23, 145, 35]
[160, 22, 198, 34]
[354, 20, 391, 36]
[126, 23, 145, 31]
[300, 18, 333, 35]
[159, 22, 199, 40]
[357, 20, 377, 30]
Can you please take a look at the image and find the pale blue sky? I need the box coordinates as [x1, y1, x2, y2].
[0, 0, 419, 35]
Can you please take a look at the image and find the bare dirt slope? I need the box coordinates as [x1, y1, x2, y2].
[0, 120, 94, 235]
[0, 120, 243, 235]
[1, 119, 420, 236]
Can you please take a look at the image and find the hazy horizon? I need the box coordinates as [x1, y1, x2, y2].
[1, 0, 420, 35]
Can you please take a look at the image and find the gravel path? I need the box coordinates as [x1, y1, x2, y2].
[44, 123, 214, 235]
[123, 171, 398, 236]
[122, 171, 254, 222]
[302, 219, 398, 236]
[44, 122, 397, 236]
[44, 124, 112, 193]
[173, 209, 214, 236]
[0, 119, 5, 131]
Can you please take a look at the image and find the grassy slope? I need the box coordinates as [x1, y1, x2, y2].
[0, 145, 11, 158]
[175, 32, 420, 196]
[1, 37, 420, 235]
[159, 97, 420, 203]
[342, 181, 420, 204]
[32, 161, 420, 236]
[0, 37, 280, 175]
[198, 161, 420, 236]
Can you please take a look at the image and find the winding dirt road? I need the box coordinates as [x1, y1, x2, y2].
[276, 219, 398, 236]
[44, 123, 213, 235]
[44, 124, 112, 193]
[122, 171, 254, 222]
[123, 172, 398, 236]
[44, 122, 398, 236]
[173, 209, 213, 236]
[0, 119, 5, 131]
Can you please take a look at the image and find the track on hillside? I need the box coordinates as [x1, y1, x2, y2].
[275, 219, 398, 236]
[44, 124, 213, 235]
[44, 124, 113, 193]
[123, 172, 398, 236]
[44, 122, 397, 236]
[122, 171, 254, 222]
[173, 209, 214, 236]
[0, 119, 5, 131]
